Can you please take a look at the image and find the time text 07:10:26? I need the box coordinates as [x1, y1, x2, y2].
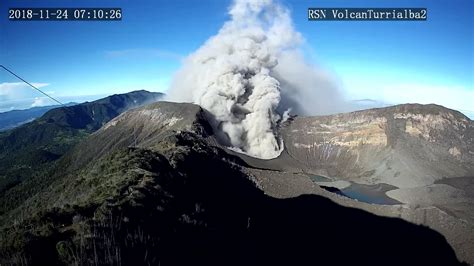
[8, 8, 122, 21]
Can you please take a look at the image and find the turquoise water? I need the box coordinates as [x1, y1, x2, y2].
[308, 174, 401, 205]
[340, 183, 401, 205]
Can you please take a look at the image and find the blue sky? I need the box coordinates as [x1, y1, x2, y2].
[0, 0, 472, 117]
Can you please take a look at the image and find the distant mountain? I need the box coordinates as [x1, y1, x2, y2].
[0, 104, 74, 132]
[0, 102, 464, 265]
[279, 104, 474, 186]
[0, 90, 163, 196]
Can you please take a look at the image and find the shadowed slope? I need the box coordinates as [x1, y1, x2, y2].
[0, 101, 469, 265]
[0, 132, 465, 265]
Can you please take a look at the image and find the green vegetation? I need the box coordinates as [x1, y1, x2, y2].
[0, 101, 467, 265]
[0, 91, 163, 218]
[0, 128, 255, 265]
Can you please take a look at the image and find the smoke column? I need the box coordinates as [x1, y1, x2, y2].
[166, 0, 346, 159]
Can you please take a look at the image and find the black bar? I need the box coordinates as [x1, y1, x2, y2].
[308, 8, 427, 21]
[8, 8, 122, 21]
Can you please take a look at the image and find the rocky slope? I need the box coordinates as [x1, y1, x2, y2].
[281, 104, 474, 187]
[0, 102, 466, 265]
[273, 104, 474, 229]
[194, 102, 474, 263]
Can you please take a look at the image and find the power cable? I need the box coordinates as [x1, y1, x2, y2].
[0, 65, 63, 105]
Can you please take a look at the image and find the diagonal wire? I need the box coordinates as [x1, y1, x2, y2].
[0, 64, 63, 105]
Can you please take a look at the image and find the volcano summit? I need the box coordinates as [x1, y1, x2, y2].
[0, 96, 473, 265]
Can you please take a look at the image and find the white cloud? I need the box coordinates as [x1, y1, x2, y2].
[0, 82, 51, 110]
[31, 97, 53, 107]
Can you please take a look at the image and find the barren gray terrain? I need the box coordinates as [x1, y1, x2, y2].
[89, 102, 474, 263]
[1, 100, 472, 264]
[227, 103, 474, 263]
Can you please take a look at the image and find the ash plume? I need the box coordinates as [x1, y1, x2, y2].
[166, 0, 346, 159]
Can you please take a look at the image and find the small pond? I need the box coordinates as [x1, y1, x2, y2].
[308, 175, 401, 205]
[339, 183, 401, 205]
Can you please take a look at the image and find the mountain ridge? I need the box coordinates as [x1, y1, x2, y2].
[0, 113, 466, 265]
[0, 90, 163, 206]
[0, 97, 473, 264]
[0, 104, 76, 132]
[278, 102, 474, 184]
